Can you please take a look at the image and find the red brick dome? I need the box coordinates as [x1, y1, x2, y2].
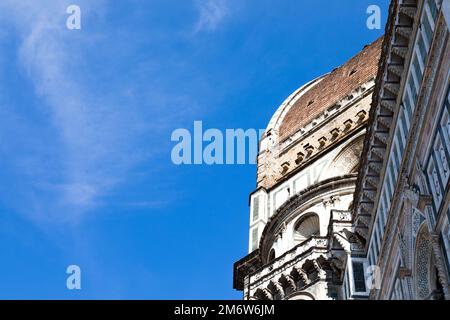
[278, 37, 383, 141]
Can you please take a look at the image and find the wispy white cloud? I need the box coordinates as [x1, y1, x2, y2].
[0, 0, 152, 222]
[194, 0, 229, 33]
[0, 0, 218, 225]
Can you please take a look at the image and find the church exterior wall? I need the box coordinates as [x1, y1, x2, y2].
[353, 0, 450, 300]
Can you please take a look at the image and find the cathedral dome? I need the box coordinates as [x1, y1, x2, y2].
[265, 37, 383, 144]
[257, 38, 383, 190]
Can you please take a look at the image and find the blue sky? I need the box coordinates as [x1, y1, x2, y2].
[0, 0, 387, 299]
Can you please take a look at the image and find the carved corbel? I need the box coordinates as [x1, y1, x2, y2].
[280, 274, 297, 292]
[268, 281, 285, 300]
[313, 260, 327, 280]
[294, 267, 310, 285]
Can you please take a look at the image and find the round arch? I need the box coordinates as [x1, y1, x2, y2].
[413, 223, 442, 299]
[286, 291, 315, 300]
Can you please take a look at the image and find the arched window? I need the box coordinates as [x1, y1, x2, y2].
[294, 214, 320, 243]
[414, 224, 443, 300]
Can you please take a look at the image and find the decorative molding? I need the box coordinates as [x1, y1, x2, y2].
[430, 232, 450, 299]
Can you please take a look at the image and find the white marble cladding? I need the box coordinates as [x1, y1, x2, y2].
[247, 237, 329, 296]
[268, 194, 354, 257]
[248, 132, 363, 253]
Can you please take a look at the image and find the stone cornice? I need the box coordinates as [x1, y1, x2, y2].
[253, 130, 364, 196]
[278, 82, 375, 153]
[353, 0, 419, 248]
[248, 237, 329, 289]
